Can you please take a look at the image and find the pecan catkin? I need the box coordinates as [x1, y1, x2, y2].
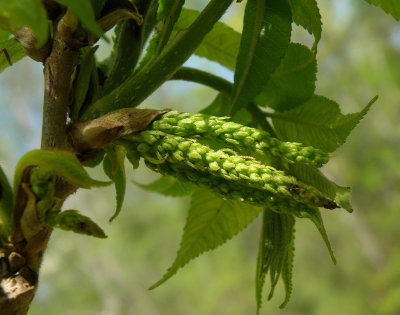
[135, 131, 337, 210]
[144, 159, 322, 218]
[150, 111, 329, 167]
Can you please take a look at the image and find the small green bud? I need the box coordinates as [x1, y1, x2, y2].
[137, 143, 150, 153]
[48, 210, 106, 238]
[233, 131, 248, 139]
[209, 161, 220, 171]
[194, 120, 207, 133]
[187, 150, 202, 161]
[177, 140, 192, 151]
[222, 160, 235, 170]
[244, 136, 255, 146]
[221, 122, 240, 133]
[30, 167, 55, 199]
[143, 133, 159, 144]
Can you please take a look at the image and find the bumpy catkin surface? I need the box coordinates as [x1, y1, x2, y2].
[123, 111, 338, 214]
[135, 130, 337, 210]
[150, 111, 329, 167]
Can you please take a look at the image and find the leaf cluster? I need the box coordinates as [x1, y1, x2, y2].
[0, 0, 398, 312]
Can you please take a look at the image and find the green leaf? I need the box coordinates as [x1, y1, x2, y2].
[136, 0, 185, 72]
[158, 0, 184, 19]
[55, 0, 104, 38]
[103, 145, 126, 222]
[201, 93, 253, 126]
[72, 46, 97, 121]
[230, 0, 292, 115]
[272, 95, 377, 152]
[0, 30, 10, 42]
[174, 8, 241, 71]
[102, 20, 142, 94]
[0, 0, 48, 47]
[81, 149, 105, 168]
[288, 0, 322, 46]
[133, 176, 194, 197]
[141, 0, 159, 43]
[0, 164, 13, 240]
[256, 209, 295, 313]
[91, 0, 106, 18]
[0, 38, 26, 73]
[149, 189, 262, 289]
[47, 210, 106, 238]
[299, 207, 336, 264]
[280, 227, 295, 309]
[117, 140, 141, 169]
[14, 150, 110, 192]
[255, 43, 317, 111]
[288, 163, 353, 212]
[201, 93, 231, 116]
[82, 0, 234, 119]
[363, 0, 400, 20]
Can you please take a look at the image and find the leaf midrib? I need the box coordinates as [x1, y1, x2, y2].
[172, 198, 226, 269]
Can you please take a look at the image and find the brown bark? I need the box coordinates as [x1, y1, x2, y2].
[0, 11, 79, 314]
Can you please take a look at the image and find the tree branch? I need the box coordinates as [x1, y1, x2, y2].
[41, 11, 79, 150]
[0, 11, 80, 314]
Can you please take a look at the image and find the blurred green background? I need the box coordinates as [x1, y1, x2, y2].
[1, 0, 400, 314]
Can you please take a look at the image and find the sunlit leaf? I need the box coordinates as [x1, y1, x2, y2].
[201, 93, 231, 116]
[81, 0, 233, 119]
[174, 8, 241, 70]
[363, 0, 400, 20]
[230, 0, 292, 115]
[255, 43, 316, 111]
[289, 0, 322, 46]
[288, 163, 353, 212]
[280, 228, 295, 309]
[133, 176, 194, 197]
[55, 0, 104, 38]
[46, 210, 106, 238]
[0, 38, 26, 73]
[0, 30, 10, 42]
[136, 0, 185, 72]
[272, 95, 377, 152]
[14, 149, 110, 192]
[103, 145, 126, 222]
[0, 0, 48, 47]
[256, 209, 295, 313]
[149, 189, 262, 289]
[299, 206, 336, 264]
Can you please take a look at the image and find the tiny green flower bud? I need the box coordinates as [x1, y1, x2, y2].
[137, 143, 150, 153]
[209, 161, 220, 171]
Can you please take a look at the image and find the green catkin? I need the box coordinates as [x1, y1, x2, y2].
[136, 131, 337, 210]
[144, 159, 318, 218]
[150, 111, 329, 167]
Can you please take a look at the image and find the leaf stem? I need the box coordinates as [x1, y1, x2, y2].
[230, 0, 266, 115]
[246, 103, 277, 137]
[171, 67, 233, 95]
